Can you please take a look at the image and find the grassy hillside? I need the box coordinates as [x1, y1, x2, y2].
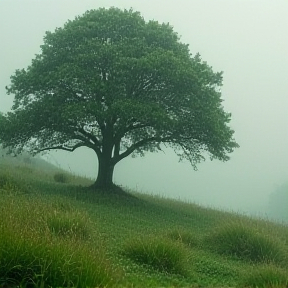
[0, 155, 288, 287]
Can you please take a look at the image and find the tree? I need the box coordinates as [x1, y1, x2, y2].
[0, 8, 239, 190]
[268, 182, 288, 223]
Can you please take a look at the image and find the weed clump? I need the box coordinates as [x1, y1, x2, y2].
[206, 222, 287, 265]
[53, 172, 69, 183]
[123, 237, 189, 276]
[168, 229, 199, 247]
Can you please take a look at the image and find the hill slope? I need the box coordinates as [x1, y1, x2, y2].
[0, 156, 288, 287]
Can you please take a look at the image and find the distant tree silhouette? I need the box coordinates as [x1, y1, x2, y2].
[268, 182, 288, 223]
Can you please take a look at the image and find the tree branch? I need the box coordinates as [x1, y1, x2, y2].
[35, 142, 87, 154]
[115, 122, 151, 141]
[112, 135, 172, 164]
[76, 127, 102, 147]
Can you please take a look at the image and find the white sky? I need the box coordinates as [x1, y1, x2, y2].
[0, 0, 288, 214]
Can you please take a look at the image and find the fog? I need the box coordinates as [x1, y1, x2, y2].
[1, 0, 288, 217]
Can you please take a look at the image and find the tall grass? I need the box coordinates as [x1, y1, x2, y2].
[46, 210, 91, 240]
[123, 237, 189, 276]
[0, 228, 116, 287]
[167, 229, 199, 248]
[1, 155, 288, 287]
[0, 191, 121, 287]
[205, 221, 288, 266]
[240, 264, 288, 288]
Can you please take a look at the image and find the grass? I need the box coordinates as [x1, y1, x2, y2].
[167, 229, 200, 248]
[205, 221, 288, 265]
[123, 237, 189, 276]
[240, 264, 288, 288]
[0, 192, 119, 287]
[0, 154, 288, 287]
[46, 210, 91, 239]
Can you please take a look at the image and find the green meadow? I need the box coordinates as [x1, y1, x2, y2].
[0, 155, 287, 287]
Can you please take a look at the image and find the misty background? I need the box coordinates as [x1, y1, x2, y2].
[0, 0, 287, 220]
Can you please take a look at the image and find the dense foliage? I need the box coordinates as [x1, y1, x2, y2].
[0, 7, 238, 188]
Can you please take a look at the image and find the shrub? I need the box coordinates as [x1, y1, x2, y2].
[53, 172, 69, 183]
[240, 264, 288, 288]
[206, 223, 287, 265]
[123, 237, 188, 276]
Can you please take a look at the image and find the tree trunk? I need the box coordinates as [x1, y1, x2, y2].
[92, 155, 115, 189]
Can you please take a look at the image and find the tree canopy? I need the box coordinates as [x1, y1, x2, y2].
[0, 7, 239, 189]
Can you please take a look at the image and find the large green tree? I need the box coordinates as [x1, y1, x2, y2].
[0, 8, 238, 189]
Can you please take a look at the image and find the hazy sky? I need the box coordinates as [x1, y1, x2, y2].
[1, 0, 287, 213]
